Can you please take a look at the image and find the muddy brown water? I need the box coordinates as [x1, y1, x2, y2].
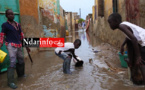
[0, 29, 145, 90]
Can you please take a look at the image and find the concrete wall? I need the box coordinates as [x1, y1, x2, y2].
[74, 15, 80, 30]
[19, 0, 42, 37]
[126, 0, 139, 25]
[125, 0, 145, 29]
[71, 12, 78, 30]
[74, 15, 80, 24]
[91, 0, 126, 48]
[60, 6, 66, 38]
[98, 0, 104, 17]
[60, 6, 65, 27]
[39, 0, 60, 38]
[92, 6, 95, 23]
[65, 12, 72, 31]
[95, 0, 98, 20]
[72, 13, 75, 30]
[139, 0, 145, 28]
[92, 0, 145, 48]
[19, 0, 43, 57]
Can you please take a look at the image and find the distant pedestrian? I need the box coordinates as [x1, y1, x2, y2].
[108, 13, 145, 85]
[55, 39, 81, 74]
[0, 9, 30, 89]
[82, 21, 85, 30]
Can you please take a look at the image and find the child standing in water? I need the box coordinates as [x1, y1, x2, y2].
[108, 13, 145, 85]
[55, 39, 81, 74]
[0, 9, 30, 89]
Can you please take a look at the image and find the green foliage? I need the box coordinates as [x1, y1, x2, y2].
[78, 18, 85, 24]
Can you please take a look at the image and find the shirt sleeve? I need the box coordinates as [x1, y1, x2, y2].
[0, 24, 6, 44]
[19, 24, 24, 40]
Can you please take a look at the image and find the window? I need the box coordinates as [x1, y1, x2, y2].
[113, 0, 118, 12]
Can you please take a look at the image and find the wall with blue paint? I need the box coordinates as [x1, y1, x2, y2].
[39, 0, 61, 37]
[43, 25, 58, 37]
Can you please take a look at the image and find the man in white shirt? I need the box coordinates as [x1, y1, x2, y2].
[108, 13, 145, 85]
[55, 39, 81, 74]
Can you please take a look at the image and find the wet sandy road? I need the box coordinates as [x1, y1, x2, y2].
[0, 30, 145, 90]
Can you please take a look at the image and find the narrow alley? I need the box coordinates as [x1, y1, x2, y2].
[0, 0, 145, 90]
[1, 29, 145, 90]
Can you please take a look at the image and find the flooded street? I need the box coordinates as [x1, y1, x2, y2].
[0, 29, 145, 90]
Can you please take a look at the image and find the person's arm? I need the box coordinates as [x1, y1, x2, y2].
[63, 49, 79, 61]
[70, 49, 79, 61]
[119, 24, 142, 65]
[19, 24, 30, 52]
[120, 38, 129, 54]
[0, 24, 6, 49]
[18, 24, 24, 41]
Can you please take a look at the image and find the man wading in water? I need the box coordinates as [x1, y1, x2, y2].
[108, 13, 145, 85]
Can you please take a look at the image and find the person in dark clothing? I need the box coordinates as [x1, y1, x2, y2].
[0, 9, 30, 89]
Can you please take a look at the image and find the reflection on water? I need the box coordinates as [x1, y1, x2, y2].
[0, 29, 145, 90]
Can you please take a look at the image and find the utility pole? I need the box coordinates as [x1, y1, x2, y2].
[79, 8, 81, 18]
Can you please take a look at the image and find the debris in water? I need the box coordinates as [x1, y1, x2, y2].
[105, 60, 126, 73]
[89, 58, 93, 63]
[118, 71, 125, 74]
[92, 49, 101, 53]
[93, 51, 100, 53]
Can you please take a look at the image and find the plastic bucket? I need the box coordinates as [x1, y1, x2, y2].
[66, 30, 69, 36]
[0, 50, 7, 63]
[118, 52, 128, 68]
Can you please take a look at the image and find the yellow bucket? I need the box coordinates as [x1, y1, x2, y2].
[66, 30, 69, 36]
[0, 50, 7, 63]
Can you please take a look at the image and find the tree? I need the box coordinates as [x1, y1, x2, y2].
[78, 18, 85, 24]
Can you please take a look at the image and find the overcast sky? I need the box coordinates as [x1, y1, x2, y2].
[60, 0, 94, 19]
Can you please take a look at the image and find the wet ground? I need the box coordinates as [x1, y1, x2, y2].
[0, 29, 145, 90]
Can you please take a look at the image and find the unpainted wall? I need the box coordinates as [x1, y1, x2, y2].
[92, 0, 126, 48]
[19, 0, 43, 57]
[20, 0, 42, 37]
[65, 12, 73, 37]
[39, 0, 60, 37]
[60, 6, 66, 38]
[126, 0, 145, 29]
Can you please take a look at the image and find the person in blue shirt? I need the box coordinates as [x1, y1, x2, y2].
[82, 21, 85, 30]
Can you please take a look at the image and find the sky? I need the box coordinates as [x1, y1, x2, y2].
[60, 0, 94, 19]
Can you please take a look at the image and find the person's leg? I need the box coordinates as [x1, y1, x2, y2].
[16, 47, 25, 77]
[55, 52, 65, 72]
[127, 40, 134, 81]
[7, 44, 18, 89]
[140, 46, 145, 84]
[55, 52, 66, 72]
[55, 52, 72, 74]
[63, 55, 72, 74]
[140, 65, 145, 85]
